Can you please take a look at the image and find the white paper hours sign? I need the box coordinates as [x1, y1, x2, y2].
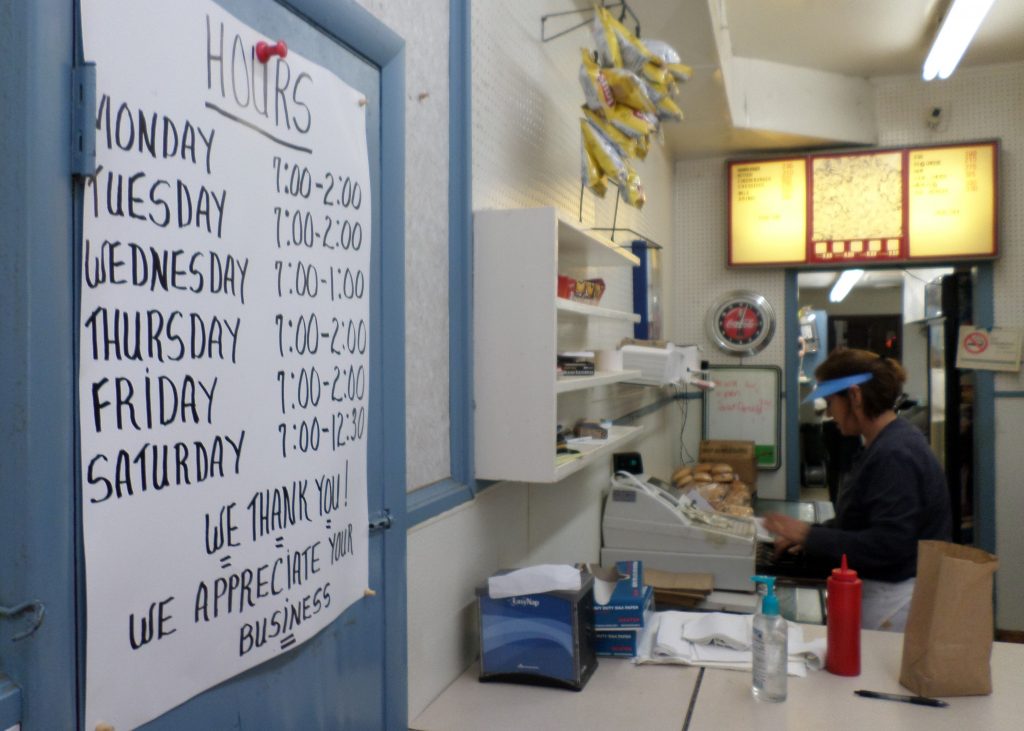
[79, 1, 371, 727]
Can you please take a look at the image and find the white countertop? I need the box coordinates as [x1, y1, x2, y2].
[411, 623, 1024, 731]
[410, 656, 699, 731]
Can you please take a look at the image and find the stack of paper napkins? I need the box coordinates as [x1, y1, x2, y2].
[635, 611, 827, 677]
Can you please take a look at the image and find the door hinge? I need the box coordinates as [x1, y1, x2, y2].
[71, 62, 96, 177]
[368, 509, 393, 532]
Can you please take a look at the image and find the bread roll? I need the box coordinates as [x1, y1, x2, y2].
[671, 465, 693, 483]
[692, 471, 713, 483]
[694, 462, 712, 473]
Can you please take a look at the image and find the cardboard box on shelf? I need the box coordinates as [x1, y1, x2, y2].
[699, 439, 757, 488]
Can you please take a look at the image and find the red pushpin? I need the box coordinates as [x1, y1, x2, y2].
[255, 40, 288, 63]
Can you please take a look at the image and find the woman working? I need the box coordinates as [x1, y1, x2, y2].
[763, 348, 951, 631]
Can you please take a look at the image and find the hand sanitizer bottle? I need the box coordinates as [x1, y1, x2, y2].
[751, 575, 787, 702]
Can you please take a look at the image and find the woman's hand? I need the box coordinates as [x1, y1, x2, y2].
[763, 512, 811, 556]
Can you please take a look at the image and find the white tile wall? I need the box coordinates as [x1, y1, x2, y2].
[671, 157, 790, 498]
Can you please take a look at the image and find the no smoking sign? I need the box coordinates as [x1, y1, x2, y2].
[956, 326, 1022, 372]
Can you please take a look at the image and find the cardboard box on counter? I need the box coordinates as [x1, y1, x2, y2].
[699, 439, 757, 488]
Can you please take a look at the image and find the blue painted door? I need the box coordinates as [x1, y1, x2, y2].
[0, 1, 405, 728]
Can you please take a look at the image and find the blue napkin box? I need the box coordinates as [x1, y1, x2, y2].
[476, 571, 597, 691]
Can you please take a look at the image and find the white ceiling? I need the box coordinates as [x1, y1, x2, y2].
[622, 0, 1024, 159]
[609, 1, 1023, 295]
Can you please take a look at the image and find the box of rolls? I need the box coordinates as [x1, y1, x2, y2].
[698, 439, 757, 486]
[671, 449, 755, 518]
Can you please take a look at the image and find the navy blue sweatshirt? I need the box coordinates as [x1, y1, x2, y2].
[803, 417, 952, 582]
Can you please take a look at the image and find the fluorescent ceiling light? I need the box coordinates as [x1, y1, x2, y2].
[829, 269, 865, 303]
[923, 0, 995, 81]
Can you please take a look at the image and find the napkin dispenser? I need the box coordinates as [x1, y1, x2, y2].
[476, 571, 597, 691]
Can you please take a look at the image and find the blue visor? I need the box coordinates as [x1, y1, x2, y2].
[802, 372, 873, 403]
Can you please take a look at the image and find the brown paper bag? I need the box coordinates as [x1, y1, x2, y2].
[899, 540, 998, 696]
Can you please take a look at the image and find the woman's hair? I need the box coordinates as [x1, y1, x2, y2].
[815, 347, 907, 419]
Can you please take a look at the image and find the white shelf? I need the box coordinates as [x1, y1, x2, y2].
[554, 425, 646, 480]
[556, 369, 643, 393]
[473, 207, 641, 483]
[556, 298, 641, 322]
[557, 218, 639, 268]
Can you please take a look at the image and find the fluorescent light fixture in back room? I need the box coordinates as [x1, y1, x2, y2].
[829, 269, 865, 303]
[922, 0, 996, 80]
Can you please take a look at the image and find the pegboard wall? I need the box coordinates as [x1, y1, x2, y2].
[873, 62, 1024, 393]
[470, 0, 674, 269]
[670, 157, 790, 496]
[669, 158, 788, 366]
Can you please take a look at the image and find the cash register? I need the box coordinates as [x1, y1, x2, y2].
[601, 472, 757, 591]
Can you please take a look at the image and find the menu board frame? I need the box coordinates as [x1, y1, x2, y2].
[727, 140, 999, 268]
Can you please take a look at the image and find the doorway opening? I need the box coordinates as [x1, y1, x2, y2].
[794, 266, 975, 544]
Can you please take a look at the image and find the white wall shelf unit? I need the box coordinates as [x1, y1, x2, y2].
[473, 207, 642, 483]
[556, 298, 640, 322]
[556, 370, 643, 393]
[553, 425, 647, 481]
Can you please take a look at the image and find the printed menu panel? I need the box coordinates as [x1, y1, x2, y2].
[80, 1, 371, 728]
[729, 158, 806, 265]
[909, 143, 996, 259]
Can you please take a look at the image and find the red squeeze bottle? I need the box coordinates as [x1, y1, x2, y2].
[826, 554, 862, 676]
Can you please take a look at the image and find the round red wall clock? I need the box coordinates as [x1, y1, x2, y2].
[706, 290, 776, 356]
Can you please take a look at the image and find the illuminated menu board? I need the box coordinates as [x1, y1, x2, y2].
[908, 144, 996, 259]
[729, 158, 806, 265]
[727, 141, 998, 267]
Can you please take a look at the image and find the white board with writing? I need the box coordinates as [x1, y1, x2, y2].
[702, 366, 781, 469]
[79, 1, 371, 727]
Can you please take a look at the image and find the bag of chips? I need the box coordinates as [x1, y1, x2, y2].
[602, 67, 656, 114]
[580, 138, 608, 197]
[591, 6, 622, 68]
[644, 39, 694, 83]
[580, 118, 629, 186]
[599, 7, 654, 71]
[579, 49, 615, 111]
[621, 166, 646, 209]
[582, 106, 637, 158]
[604, 104, 658, 139]
[653, 94, 684, 123]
